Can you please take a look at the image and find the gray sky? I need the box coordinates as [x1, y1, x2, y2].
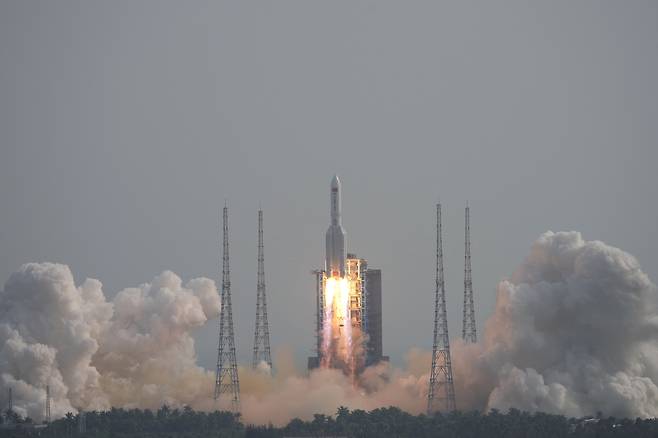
[1, 1, 657, 370]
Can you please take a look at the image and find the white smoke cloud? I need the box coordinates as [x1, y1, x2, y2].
[2, 231, 657, 423]
[0, 263, 431, 425]
[0, 263, 111, 419]
[452, 231, 658, 418]
[0, 263, 218, 420]
[94, 271, 219, 410]
[237, 349, 429, 425]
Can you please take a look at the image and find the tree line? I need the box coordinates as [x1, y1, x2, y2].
[3, 405, 658, 437]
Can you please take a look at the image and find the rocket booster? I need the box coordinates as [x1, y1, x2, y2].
[325, 175, 346, 277]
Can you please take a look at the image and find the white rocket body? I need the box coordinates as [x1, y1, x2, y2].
[325, 175, 346, 277]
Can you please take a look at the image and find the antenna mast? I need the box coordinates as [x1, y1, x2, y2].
[427, 203, 456, 414]
[252, 209, 273, 370]
[78, 410, 86, 434]
[462, 204, 477, 343]
[214, 204, 241, 411]
[45, 385, 51, 423]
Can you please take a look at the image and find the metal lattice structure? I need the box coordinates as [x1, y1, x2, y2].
[359, 258, 369, 364]
[45, 385, 51, 423]
[78, 410, 86, 433]
[462, 204, 477, 343]
[313, 269, 324, 361]
[214, 204, 241, 412]
[428, 203, 456, 414]
[252, 209, 273, 371]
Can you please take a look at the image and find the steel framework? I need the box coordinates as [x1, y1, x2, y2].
[427, 203, 456, 414]
[462, 204, 477, 343]
[45, 385, 51, 423]
[252, 209, 272, 370]
[313, 269, 325, 362]
[358, 258, 368, 364]
[214, 204, 241, 411]
[78, 410, 86, 433]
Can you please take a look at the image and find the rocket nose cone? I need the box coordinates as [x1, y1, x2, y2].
[331, 175, 340, 189]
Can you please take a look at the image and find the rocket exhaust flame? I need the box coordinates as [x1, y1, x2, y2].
[320, 277, 335, 367]
[320, 275, 356, 377]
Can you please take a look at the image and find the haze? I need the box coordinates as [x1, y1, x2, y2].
[1, 1, 656, 371]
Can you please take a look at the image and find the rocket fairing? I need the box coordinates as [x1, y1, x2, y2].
[325, 175, 346, 277]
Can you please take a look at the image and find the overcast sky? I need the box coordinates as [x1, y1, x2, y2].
[1, 1, 657, 370]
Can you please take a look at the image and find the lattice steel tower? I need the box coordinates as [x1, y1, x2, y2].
[462, 204, 477, 343]
[78, 410, 86, 434]
[214, 204, 241, 411]
[45, 385, 51, 423]
[427, 203, 456, 414]
[252, 209, 272, 370]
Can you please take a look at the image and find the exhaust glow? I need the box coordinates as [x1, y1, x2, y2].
[320, 276, 354, 373]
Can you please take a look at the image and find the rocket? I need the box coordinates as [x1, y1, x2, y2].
[325, 175, 346, 277]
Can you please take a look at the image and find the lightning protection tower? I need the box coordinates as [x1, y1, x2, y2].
[214, 204, 241, 412]
[78, 410, 86, 434]
[427, 203, 456, 414]
[252, 209, 273, 370]
[45, 385, 51, 423]
[462, 204, 477, 343]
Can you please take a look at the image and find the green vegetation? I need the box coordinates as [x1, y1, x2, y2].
[2, 406, 658, 437]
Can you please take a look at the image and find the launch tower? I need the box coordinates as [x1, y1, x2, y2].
[45, 385, 51, 423]
[214, 204, 241, 411]
[427, 203, 456, 413]
[462, 204, 477, 343]
[252, 209, 273, 371]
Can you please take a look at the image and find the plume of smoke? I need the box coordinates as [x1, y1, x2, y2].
[238, 349, 429, 425]
[0, 263, 218, 420]
[452, 231, 658, 418]
[0, 260, 431, 423]
[94, 271, 219, 410]
[0, 263, 112, 419]
[2, 231, 657, 423]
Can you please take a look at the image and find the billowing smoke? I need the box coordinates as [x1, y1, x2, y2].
[0, 263, 218, 420]
[2, 231, 657, 423]
[94, 271, 219, 410]
[0, 262, 428, 424]
[452, 231, 658, 418]
[238, 352, 428, 425]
